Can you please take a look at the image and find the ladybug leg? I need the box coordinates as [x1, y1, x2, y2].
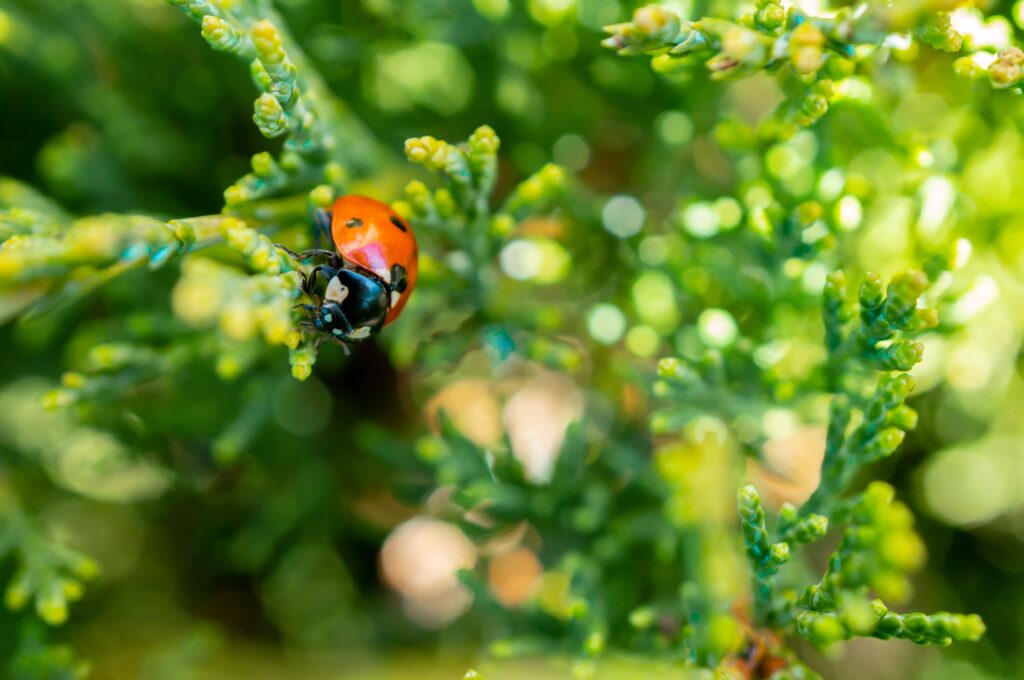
[312, 208, 333, 249]
[296, 308, 348, 358]
[275, 243, 342, 269]
[332, 309, 356, 336]
[315, 333, 352, 356]
[295, 248, 339, 260]
[306, 264, 342, 299]
[299, 304, 320, 324]
[295, 248, 344, 270]
[329, 335, 352, 356]
[301, 267, 317, 295]
[387, 263, 409, 296]
[274, 243, 303, 260]
[274, 242, 341, 267]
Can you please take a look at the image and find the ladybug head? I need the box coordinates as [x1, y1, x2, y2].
[314, 269, 388, 342]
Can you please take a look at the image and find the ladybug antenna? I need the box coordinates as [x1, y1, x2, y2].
[312, 207, 333, 248]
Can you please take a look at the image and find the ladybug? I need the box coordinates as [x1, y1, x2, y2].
[278, 195, 418, 347]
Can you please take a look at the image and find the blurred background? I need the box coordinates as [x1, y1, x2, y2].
[1, 0, 1023, 678]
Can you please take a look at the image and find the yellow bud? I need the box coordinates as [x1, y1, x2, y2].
[251, 20, 285, 64]
[220, 303, 258, 341]
[4, 582, 29, 610]
[633, 5, 678, 40]
[309, 184, 334, 208]
[216, 354, 244, 380]
[201, 15, 237, 51]
[519, 178, 543, 203]
[251, 151, 275, 177]
[790, 21, 825, 48]
[250, 243, 274, 272]
[90, 344, 125, 368]
[434, 188, 456, 217]
[36, 589, 68, 626]
[469, 124, 501, 155]
[254, 92, 288, 138]
[533, 571, 574, 620]
[265, 256, 283, 276]
[990, 48, 1024, 88]
[61, 579, 84, 601]
[172, 219, 196, 244]
[405, 179, 430, 199]
[223, 184, 248, 206]
[491, 214, 516, 237]
[265, 323, 291, 346]
[74, 558, 99, 580]
[0, 252, 21, 278]
[291, 362, 312, 381]
[172, 277, 223, 326]
[880, 530, 925, 571]
[391, 200, 414, 220]
[325, 161, 347, 186]
[705, 613, 743, 656]
[418, 253, 443, 279]
[405, 136, 438, 164]
[65, 222, 118, 259]
[721, 27, 760, 62]
[539, 163, 567, 191]
[278, 270, 304, 291]
[789, 22, 825, 74]
[41, 389, 73, 411]
[226, 225, 257, 255]
[953, 55, 985, 80]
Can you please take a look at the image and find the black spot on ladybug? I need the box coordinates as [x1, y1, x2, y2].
[345, 217, 364, 228]
[390, 264, 408, 293]
[389, 215, 408, 232]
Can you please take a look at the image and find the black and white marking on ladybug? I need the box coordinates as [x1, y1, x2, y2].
[325, 276, 349, 304]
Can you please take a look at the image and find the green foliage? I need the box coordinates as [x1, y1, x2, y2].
[0, 501, 97, 628]
[11, 634, 89, 680]
[2, 0, 1022, 678]
[734, 268, 982, 653]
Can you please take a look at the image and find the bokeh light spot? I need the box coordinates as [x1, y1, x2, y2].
[500, 239, 542, 280]
[602, 195, 645, 238]
[836, 195, 862, 231]
[587, 304, 626, 345]
[552, 134, 591, 171]
[698, 308, 738, 348]
[656, 111, 694, 146]
[633, 271, 680, 331]
[924, 447, 1010, 526]
[272, 375, 332, 436]
[715, 197, 742, 230]
[626, 325, 661, 357]
[638, 236, 667, 266]
[682, 202, 720, 238]
[473, 0, 510, 21]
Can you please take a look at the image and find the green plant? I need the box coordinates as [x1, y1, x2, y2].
[1, 0, 1019, 678]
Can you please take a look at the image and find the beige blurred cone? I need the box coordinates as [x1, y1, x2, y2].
[746, 426, 825, 510]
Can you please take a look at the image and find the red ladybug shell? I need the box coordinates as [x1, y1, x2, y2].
[330, 195, 418, 325]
